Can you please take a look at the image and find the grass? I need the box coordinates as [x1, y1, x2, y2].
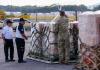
[31, 15, 76, 22]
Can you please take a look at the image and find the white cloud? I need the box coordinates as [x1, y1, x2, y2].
[0, 0, 99, 6]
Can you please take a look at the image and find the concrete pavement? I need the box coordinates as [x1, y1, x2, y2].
[0, 38, 74, 70]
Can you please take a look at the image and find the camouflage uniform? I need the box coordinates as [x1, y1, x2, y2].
[55, 16, 70, 63]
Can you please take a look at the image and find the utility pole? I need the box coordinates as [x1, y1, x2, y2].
[75, 10, 78, 21]
[36, 12, 38, 22]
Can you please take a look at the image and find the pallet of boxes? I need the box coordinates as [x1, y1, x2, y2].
[28, 15, 79, 64]
[28, 22, 60, 63]
[74, 11, 100, 70]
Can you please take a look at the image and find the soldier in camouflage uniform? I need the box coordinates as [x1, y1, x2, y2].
[55, 11, 70, 63]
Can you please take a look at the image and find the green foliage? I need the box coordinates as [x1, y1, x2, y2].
[0, 10, 5, 15]
[94, 5, 100, 11]
[0, 5, 90, 13]
[0, 10, 6, 19]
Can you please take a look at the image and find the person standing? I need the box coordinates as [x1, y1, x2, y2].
[2, 20, 15, 62]
[55, 11, 70, 64]
[15, 18, 27, 63]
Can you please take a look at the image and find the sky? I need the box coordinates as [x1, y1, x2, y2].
[0, 0, 100, 6]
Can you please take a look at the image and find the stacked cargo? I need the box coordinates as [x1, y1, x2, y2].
[77, 11, 100, 70]
[29, 22, 59, 61]
[79, 11, 100, 46]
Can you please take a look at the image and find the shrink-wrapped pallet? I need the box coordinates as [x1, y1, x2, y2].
[74, 11, 100, 70]
[79, 11, 100, 46]
[30, 22, 59, 60]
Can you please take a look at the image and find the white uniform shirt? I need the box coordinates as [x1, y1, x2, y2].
[16, 26, 25, 39]
[2, 26, 13, 39]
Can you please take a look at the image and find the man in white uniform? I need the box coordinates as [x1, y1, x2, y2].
[15, 18, 27, 63]
[2, 20, 15, 62]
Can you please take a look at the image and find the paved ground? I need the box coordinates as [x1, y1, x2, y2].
[0, 31, 74, 70]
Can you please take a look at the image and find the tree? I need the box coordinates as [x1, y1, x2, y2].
[0, 5, 89, 13]
[0, 10, 6, 20]
[94, 5, 100, 11]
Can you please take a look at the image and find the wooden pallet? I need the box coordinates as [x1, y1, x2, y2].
[73, 43, 100, 70]
[27, 56, 59, 64]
